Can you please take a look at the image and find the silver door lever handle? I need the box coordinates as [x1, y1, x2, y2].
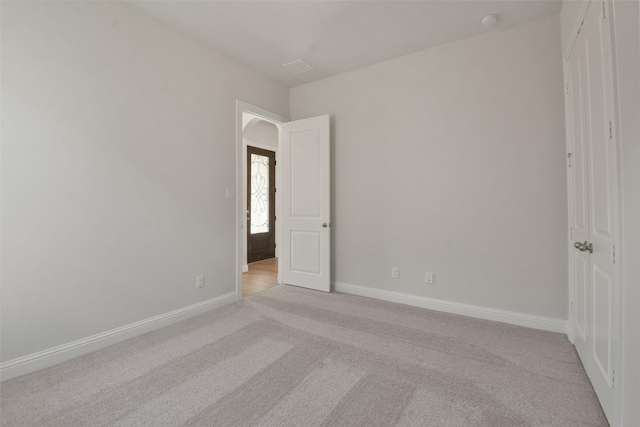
[574, 241, 593, 253]
[322, 223, 329, 228]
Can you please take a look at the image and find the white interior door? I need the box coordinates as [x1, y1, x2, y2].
[566, 2, 619, 422]
[582, 1, 618, 418]
[280, 115, 331, 292]
[567, 43, 590, 363]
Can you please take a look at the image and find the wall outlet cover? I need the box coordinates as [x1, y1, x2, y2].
[425, 272, 434, 284]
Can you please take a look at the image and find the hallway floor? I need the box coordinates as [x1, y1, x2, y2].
[242, 257, 278, 297]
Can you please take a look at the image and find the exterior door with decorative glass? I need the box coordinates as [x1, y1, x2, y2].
[247, 146, 276, 263]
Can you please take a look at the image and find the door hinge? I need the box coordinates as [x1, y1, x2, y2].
[274, 243, 277, 249]
[567, 152, 573, 168]
[609, 121, 613, 140]
[611, 369, 615, 388]
[612, 245, 616, 264]
[565, 83, 569, 95]
[601, 2, 606, 20]
[570, 301, 575, 314]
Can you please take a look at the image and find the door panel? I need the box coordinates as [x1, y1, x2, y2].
[291, 129, 321, 217]
[584, 18, 613, 241]
[570, 68, 589, 234]
[281, 115, 330, 292]
[592, 264, 612, 385]
[568, 35, 590, 362]
[291, 231, 321, 274]
[575, 253, 588, 342]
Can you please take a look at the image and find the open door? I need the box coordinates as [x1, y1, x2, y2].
[565, 2, 619, 422]
[280, 115, 331, 292]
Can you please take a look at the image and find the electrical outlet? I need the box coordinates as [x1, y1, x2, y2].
[425, 272, 434, 284]
[196, 275, 205, 288]
[391, 267, 399, 279]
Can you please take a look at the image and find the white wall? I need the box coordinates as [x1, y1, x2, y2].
[0, 1, 288, 363]
[290, 15, 568, 319]
[245, 119, 279, 150]
[612, 0, 640, 424]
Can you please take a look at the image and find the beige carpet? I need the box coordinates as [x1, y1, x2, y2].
[0, 285, 607, 426]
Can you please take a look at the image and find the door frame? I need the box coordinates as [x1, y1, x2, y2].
[235, 100, 287, 301]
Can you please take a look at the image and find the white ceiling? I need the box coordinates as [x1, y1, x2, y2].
[131, 1, 562, 88]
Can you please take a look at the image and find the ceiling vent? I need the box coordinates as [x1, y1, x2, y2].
[283, 59, 313, 75]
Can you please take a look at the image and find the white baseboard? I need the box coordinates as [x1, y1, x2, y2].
[0, 292, 236, 382]
[242, 264, 249, 273]
[333, 282, 567, 334]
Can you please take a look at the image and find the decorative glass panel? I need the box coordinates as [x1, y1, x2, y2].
[250, 154, 269, 234]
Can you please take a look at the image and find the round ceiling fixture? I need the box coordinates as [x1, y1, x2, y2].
[482, 14, 498, 28]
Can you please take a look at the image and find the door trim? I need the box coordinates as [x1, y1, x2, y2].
[564, 0, 591, 61]
[235, 100, 287, 302]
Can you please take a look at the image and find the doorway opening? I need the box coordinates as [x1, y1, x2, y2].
[236, 101, 331, 299]
[236, 102, 286, 300]
[242, 257, 278, 297]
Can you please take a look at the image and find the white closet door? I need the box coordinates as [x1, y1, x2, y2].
[566, 1, 619, 422]
[567, 40, 590, 362]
